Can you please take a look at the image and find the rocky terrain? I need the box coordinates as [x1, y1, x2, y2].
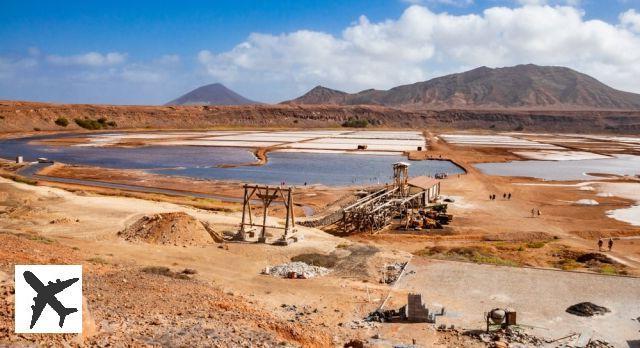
[166, 83, 259, 106]
[0, 232, 332, 347]
[2, 100, 640, 134]
[286, 64, 640, 110]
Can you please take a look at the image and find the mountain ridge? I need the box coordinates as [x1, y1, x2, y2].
[284, 64, 640, 110]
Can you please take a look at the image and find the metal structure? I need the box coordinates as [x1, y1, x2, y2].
[486, 308, 517, 332]
[339, 162, 433, 234]
[235, 184, 296, 244]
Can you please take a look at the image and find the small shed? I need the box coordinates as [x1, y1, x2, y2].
[408, 176, 440, 203]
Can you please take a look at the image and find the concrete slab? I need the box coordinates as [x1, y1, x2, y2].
[386, 258, 640, 347]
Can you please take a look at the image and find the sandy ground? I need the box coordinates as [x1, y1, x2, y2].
[2, 177, 456, 347]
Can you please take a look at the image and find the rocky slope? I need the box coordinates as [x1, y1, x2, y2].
[1, 100, 639, 134]
[286, 65, 640, 110]
[166, 83, 258, 106]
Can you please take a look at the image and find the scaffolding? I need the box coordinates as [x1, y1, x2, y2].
[340, 162, 433, 234]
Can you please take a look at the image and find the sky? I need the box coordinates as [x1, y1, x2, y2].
[1, 0, 640, 105]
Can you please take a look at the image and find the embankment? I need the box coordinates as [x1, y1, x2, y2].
[1, 100, 640, 134]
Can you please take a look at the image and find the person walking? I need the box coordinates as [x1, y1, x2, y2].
[508, 193, 512, 200]
[503, 193, 506, 199]
[608, 238, 614, 251]
[598, 238, 603, 251]
[537, 209, 541, 217]
[531, 208, 535, 218]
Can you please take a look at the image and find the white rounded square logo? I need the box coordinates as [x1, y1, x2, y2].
[14, 265, 83, 333]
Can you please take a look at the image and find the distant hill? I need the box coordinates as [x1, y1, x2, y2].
[285, 64, 640, 110]
[166, 83, 258, 106]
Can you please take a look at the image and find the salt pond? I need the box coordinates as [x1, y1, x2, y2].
[153, 152, 462, 186]
[476, 155, 640, 181]
[0, 134, 463, 186]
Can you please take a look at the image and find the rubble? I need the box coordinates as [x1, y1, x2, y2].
[566, 302, 610, 317]
[586, 339, 615, 348]
[382, 262, 406, 284]
[263, 261, 331, 279]
[471, 327, 543, 347]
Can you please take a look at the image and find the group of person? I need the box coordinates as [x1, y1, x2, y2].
[530, 208, 542, 217]
[489, 192, 512, 200]
[598, 237, 614, 251]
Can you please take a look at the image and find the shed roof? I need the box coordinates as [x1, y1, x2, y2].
[407, 176, 440, 190]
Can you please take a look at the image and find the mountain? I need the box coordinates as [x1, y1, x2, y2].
[285, 64, 640, 110]
[166, 83, 258, 106]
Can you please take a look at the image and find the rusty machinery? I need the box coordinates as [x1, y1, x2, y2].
[486, 308, 517, 332]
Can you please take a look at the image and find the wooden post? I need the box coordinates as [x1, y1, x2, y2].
[259, 187, 269, 243]
[238, 185, 248, 240]
[283, 188, 291, 239]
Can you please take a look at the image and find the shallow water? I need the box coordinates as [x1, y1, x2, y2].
[153, 152, 462, 186]
[476, 155, 640, 181]
[0, 134, 464, 186]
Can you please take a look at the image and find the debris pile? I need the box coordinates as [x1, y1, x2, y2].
[472, 327, 543, 347]
[566, 302, 610, 317]
[382, 262, 407, 284]
[280, 304, 318, 323]
[141, 266, 198, 280]
[586, 339, 615, 348]
[263, 261, 331, 279]
[118, 212, 223, 246]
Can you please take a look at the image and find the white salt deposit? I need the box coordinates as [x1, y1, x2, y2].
[575, 199, 599, 206]
[597, 183, 640, 227]
[513, 151, 609, 161]
[274, 149, 402, 155]
[440, 134, 562, 149]
[158, 140, 284, 147]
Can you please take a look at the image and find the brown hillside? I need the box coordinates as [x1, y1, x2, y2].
[286, 64, 640, 110]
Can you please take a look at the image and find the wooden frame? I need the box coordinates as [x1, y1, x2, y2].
[236, 184, 296, 243]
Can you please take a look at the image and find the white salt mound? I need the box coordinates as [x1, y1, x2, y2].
[576, 199, 599, 206]
[263, 261, 331, 279]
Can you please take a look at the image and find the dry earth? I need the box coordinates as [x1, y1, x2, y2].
[2, 100, 640, 134]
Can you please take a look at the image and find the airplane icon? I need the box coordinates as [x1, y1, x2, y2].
[23, 271, 79, 329]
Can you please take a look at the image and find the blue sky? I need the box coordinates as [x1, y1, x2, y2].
[1, 0, 640, 104]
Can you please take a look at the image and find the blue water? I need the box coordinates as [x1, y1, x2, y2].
[0, 134, 255, 169]
[476, 155, 640, 181]
[153, 152, 463, 186]
[0, 134, 464, 186]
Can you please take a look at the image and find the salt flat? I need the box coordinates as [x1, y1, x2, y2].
[85, 130, 429, 154]
[513, 150, 610, 161]
[440, 134, 562, 149]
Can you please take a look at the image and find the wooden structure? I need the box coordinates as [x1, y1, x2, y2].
[339, 163, 441, 234]
[236, 184, 296, 244]
[408, 176, 441, 203]
[393, 162, 410, 197]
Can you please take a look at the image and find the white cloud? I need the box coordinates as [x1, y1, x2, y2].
[0, 56, 38, 79]
[47, 52, 127, 67]
[515, 0, 581, 5]
[155, 54, 181, 65]
[620, 9, 640, 32]
[402, 0, 474, 6]
[197, 4, 640, 101]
